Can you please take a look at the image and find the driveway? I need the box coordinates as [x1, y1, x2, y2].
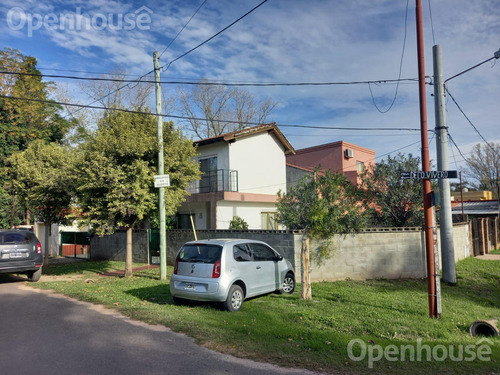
[0, 276, 324, 375]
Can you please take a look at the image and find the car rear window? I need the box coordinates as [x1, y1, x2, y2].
[178, 244, 222, 264]
[0, 232, 32, 244]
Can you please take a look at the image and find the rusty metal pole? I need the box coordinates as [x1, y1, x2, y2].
[415, 0, 437, 318]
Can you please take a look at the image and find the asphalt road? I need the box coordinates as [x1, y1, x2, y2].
[0, 275, 323, 375]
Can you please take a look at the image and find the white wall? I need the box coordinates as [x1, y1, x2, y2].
[216, 201, 283, 230]
[228, 132, 287, 195]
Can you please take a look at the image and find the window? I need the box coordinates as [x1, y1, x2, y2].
[0, 232, 31, 244]
[176, 213, 194, 229]
[248, 243, 276, 261]
[356, 161, 365, 172]
[199, 157, 218, 193]
[178, 244, 222, 264]
[261, 212, 278, 230]
[233, 244, 252, 262]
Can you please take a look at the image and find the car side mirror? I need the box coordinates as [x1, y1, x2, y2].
[275, 254, 283, 261]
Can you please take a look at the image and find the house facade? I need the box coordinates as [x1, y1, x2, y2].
[286, 140, 375, 186]
[177, 124, 295, 230]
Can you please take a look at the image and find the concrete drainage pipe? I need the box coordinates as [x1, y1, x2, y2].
[469, 319, 499, 337]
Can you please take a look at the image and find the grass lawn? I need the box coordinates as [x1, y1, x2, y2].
[33, 257, 499, 374]
[489, 248, 500, 255]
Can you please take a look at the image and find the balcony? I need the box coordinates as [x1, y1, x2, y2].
[187, 169, 238, 194]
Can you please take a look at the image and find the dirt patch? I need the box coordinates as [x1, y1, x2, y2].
[39, 274, 86, 282]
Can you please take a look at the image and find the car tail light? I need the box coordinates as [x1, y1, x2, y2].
[36, 242, 42, 254]
[174, 257, 179, 274]
[212, 259, 221, 278]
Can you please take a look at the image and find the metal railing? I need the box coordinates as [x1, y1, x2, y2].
[187, 169, 238, 194]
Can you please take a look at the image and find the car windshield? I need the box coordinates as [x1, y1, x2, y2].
[0, 232, 31, 244]
[178, 244, 222, 264]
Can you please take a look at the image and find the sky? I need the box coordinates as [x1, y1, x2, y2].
[1, 0, 499, 172]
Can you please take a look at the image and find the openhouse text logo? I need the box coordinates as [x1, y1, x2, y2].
[347, 338, 494, 369]
[6, 6, 153, 37]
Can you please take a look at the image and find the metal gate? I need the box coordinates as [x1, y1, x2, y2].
[60, 232, 91, 259]
[149, 229, 160, 264]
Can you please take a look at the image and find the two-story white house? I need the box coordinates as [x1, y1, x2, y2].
[176, 124, 295, 230]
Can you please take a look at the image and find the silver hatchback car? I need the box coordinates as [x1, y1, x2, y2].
[170, 239, 295, 311]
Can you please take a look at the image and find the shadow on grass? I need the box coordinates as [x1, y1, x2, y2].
[124, 284, 223, 310]
[43, 260, 121, 276]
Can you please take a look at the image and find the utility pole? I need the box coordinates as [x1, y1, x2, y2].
[153, 51, 167, 281]
[433, 44, 457, 285]
[415, 0, 439, 318]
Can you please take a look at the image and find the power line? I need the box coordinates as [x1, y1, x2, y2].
[37, 67, 145, 77]
[368, 0, 409, 114]
[445, 50, 500, 83]
[0, 93, 424, 132]
[160, 0, 269, 71]
[158, 0, 208, 59]
[448, 133, 469, 163]
[427, 0, 436, 45]
[445, 87, 500, 158]
[0, 70, 423, 87]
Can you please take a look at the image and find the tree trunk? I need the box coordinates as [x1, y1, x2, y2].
[43, 222, 50, 265]
[124, 227, 133, 277]
[301, 235, 312, 300]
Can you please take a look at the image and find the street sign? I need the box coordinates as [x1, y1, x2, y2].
[400, 170, 458, 180]
[154, 174, 170, 188]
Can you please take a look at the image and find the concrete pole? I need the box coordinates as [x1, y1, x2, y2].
[153, 51, 167, 281]
[433, 44, 457, 284]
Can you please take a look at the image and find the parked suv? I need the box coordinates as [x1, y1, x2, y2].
[170, 239, 295, 311]
[0, 230, 43, 282]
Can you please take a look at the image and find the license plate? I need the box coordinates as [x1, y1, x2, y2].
[10, 253, 24, 259]
[184, 283, 197, 290]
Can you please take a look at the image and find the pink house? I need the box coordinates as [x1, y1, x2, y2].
[286, 141, 375, 185]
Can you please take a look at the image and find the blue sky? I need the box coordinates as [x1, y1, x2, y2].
[1, 0, 499, 172]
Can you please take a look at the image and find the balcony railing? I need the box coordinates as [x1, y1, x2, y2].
[187, 169, 238, 194]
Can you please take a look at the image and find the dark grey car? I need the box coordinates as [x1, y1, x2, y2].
[0, 230, 43, 282]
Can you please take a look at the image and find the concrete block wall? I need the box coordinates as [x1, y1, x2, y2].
[307, 223, 471, 281]
[90, 223, 471, 282]
[91, 230, 149, 263]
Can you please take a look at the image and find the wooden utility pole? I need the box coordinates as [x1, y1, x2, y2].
[415, 0, 439, 318]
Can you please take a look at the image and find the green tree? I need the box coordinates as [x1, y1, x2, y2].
[228, 216, 249, 230]
[7, 140, 75, 263]
[0, 48, 72, 227]
[277, 170, 367, 299]
[359, 153, 424, 227]
[76, 110, 199, 277]
[464, 142, 500, 196]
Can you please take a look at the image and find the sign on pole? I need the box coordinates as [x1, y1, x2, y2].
[154, 174, 170, 188]
[400, 170, 458, 180]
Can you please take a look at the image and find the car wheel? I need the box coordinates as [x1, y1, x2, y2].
[26, 267, 42, 282]
[281, 273, 295, 294]
[223, 284, 244, 312]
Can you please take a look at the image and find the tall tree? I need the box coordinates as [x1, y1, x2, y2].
[177, 80, 277, 139]
[277, 170, 367, 299]
[76, 109, 199, 277]
[464, 142, 500, 197]
[359, 153, 424, 227]
[7, 140, 75, 263]
[0, 48, 72, 227]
